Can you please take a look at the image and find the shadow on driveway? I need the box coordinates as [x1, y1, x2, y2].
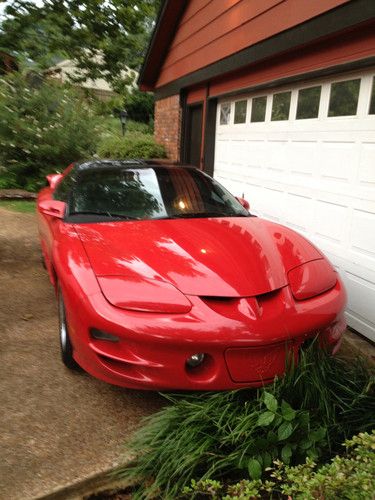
[0, 208, 163, 499]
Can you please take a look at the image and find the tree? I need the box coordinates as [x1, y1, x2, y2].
[0, 72, 100, 190]
[0, 0, 161, 92]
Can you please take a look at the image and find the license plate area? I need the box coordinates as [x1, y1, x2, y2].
[224, 342, 295, 383]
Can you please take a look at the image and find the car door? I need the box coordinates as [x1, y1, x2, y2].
[38, 167, 76, 273]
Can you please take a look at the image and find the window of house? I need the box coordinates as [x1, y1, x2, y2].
[328, 78, 361, 117]
[220, 103, 231, 125]
[369, 76, 375, 114]
[271, 91, 291, 121]
[234, 100, 247, 124]
[296, 86, 321, 119]
[250, 96, 267, 122]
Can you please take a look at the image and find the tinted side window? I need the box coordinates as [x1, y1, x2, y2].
[328, 79, 360, 117]
[53, 170, 77, 202]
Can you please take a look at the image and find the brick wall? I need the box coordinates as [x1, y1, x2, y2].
[154, 94, 181, 162]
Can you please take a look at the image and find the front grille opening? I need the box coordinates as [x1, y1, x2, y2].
[200, 296, 237, 303]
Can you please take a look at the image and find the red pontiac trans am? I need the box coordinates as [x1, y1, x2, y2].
[37, 160, 347, 390]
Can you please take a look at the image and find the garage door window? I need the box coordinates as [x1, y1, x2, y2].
[220, 103, 231, 125]
[369, 77, 375, 114]
[271, 91, 291, 121]
[234, 100, 247, 124]
[251, 96, 267, 122]
[296, 86, 321, 119]
[328, 78, 361, 117]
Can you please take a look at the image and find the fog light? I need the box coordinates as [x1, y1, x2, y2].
[90, 328, 119, 342]
[186, 353, 205, 368]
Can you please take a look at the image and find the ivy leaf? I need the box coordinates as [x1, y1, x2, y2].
[299, 439, 313, 450]
[278, 421, 293, 441]
[257, 411, 275, 427]
[263, 391, 278, 412]
[281, 444, 293, 464]
[307, 447, 319, 461]
[309, 426, 327, 443]
[281, 400, 296, 421]
[262, 451, 272, 468]
[248, 458, 262, 480]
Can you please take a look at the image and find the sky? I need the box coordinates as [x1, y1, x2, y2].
[0, 0, 44, 20]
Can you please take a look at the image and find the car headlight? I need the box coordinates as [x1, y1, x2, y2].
[97, 275, 192, 313]
[288, 259, 337, 300]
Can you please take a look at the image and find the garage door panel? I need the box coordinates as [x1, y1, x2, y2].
[214, 69, 375, 340]
[289, 141, 317, 176]
[320, 141, 358, 182]
[359, 143, 375, 185]
[344, 272, 375, 342]
[351, 209, 375, 258]
[247, 140, 267, 168]
[284, 193, 313, 232]
[313, 200, 347, 243]
[261, 187, 284, 222]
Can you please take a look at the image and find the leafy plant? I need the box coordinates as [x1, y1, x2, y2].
[97, 132, 166, 160]
[0, 72, 100, 191]
[116, 342, 374, 498]
[181, 431, 375, 499]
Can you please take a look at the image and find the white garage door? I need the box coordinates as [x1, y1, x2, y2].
[214, 69, 375, 342]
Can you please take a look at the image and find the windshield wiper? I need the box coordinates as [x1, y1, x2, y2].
[69, 211, 139, 220]
[154, 212, 250, 220]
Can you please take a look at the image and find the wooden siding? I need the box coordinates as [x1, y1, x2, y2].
[156, 0, 350, 88]
[186, 84, 207, 104]
[209, 23, 375, 97]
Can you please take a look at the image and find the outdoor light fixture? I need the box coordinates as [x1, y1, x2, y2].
[119, 109, 128, 136]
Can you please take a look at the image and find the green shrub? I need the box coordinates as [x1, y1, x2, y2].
[97, 132, 166, 160]
[116, 342, 374, 498]
[182, 431, 375, 499]
[126, 120, 153, 135]
[124, 88, 154, 123]
[0, 72, 100, 191]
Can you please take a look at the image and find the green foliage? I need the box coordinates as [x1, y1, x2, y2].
[116, 342, 374, 498]
[0, 200, 36, 213]
[0, 72, 100, 191]
[0, 0, 161, 90]
[99, 116, 153, 137]
[124, 88, 154, 123]
[97, 133, 166, 160]
[182, 431, 375, 499]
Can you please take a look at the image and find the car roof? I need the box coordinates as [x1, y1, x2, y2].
[75, 160, 198, 172]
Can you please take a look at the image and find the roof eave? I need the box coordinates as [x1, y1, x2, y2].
[138, 0, 187, 91]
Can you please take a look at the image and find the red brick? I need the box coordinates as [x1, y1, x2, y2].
[154, 94, 181, 162]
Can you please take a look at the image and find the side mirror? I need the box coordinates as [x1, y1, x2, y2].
[39, 199, 66, 219]
[46, 173, 63, 190]
[236, 197, 250, 211]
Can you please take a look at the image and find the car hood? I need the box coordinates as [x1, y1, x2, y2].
[75, 217, 322, 297]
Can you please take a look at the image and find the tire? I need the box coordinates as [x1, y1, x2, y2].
[58, 287, 80, 370]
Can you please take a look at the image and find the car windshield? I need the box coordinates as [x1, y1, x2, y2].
[66, 165, 249, 222]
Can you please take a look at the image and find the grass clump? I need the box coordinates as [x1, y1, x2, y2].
[117, 342, 374, 499]
[0, 200, 36, 213]
[182, 431, 375, 499]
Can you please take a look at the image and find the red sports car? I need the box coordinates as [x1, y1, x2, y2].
[37, 160, 346, 390]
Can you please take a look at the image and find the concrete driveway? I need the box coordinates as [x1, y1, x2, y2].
[0, 208, 163, 499]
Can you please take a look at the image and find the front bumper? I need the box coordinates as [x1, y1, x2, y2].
[63, 278, 347, 390]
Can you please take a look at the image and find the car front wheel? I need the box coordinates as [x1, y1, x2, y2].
[58, 287, 80, 370]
